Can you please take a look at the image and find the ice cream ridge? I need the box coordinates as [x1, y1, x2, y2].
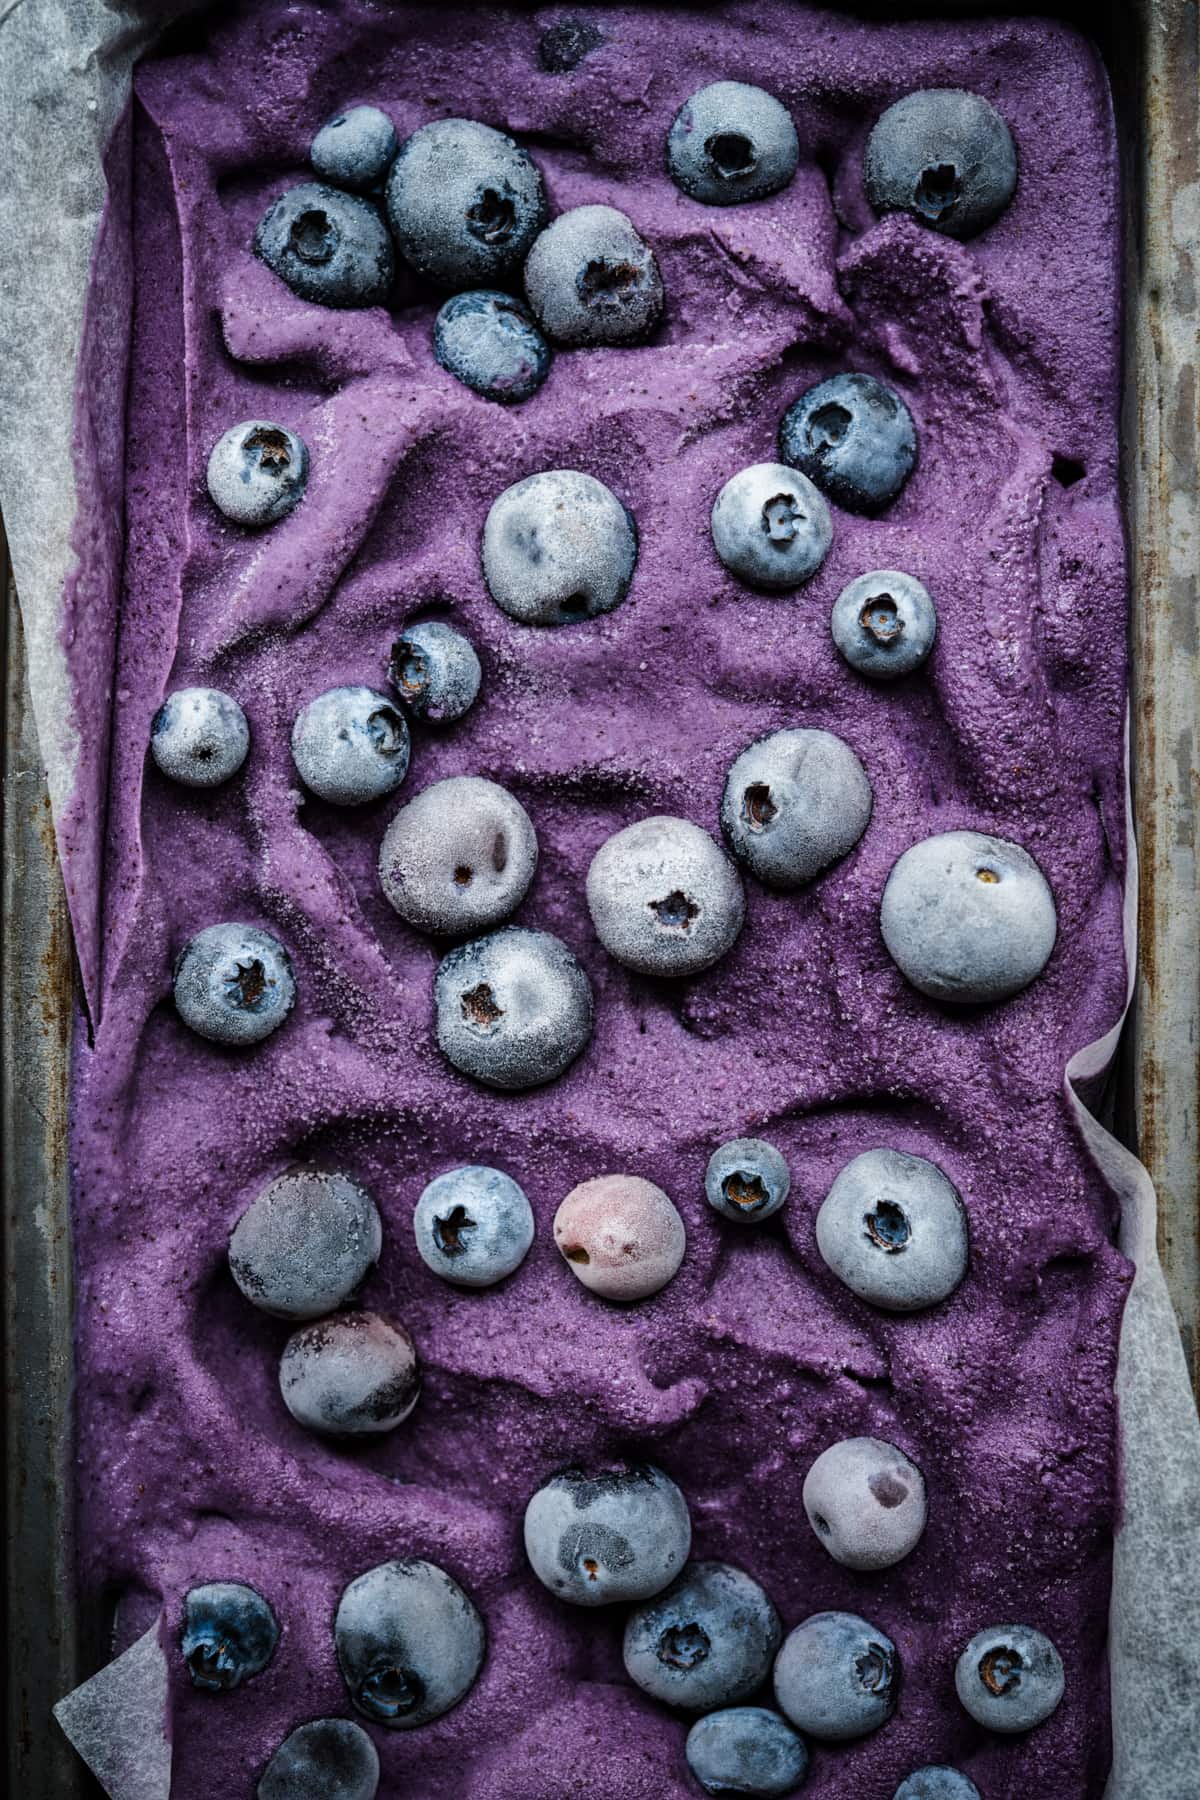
[70, 3, 1130, 1796]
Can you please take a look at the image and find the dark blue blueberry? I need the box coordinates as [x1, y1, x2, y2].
[434, 290, 551, 404]
[258, 1718, 380, 1800]
[173, 923, 296, 1047]
[310, 105, 397, 193]
[279, 1311, 419, 1437]
[832, 570, 937, 680]
[668, 82, 799, 207]
[388, 619, 482, 723]
[290, 686, 410, 806]
[773, 1611, 898, 1741]
[434, 927, 594, 1089]
[685, 1707, 809, 1796]
[229, 1168, 383, 1320]
[524, 1464, 691, 1607]
[181, 1582, 279, 1693]
[334, 1559, 486, 1729]
[954, 1625, 1064, 1732]
[893, 1771, 981, 1800]
[538, 18, 604, 73]
[413, 1165, 535, 1288]
[865, 89, 1017, 240]
[524, 204, 663, 346]
[255, 182, 393, 308]
[386, 119, 546, 289]
[705, 1137, 790, 1225]
[623, 1562, 781, 1712]
[780, 373, 916, 514]
[150, 687, 249, 787]
[206, 421, 308, 528]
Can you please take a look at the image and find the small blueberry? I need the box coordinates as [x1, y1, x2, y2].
[623, 1562, 782, 1712]
[803, 1437, 927, 1571]
[668, 82, 799, 206]
[413, 1165, 534, 1288]
[524, 204, 663, 346]
[255, 182, 394, 307]
[720, 729, 872, 889]
[780, 373, 916, 514]
[434, 290, 551, 404]
[865, 89, 1018, 240]
[386, 119, 546, 289]
[334, 1559, 486, 1729]
[279, 1311, 419, 1436]
[434, 926, 593, 1089]
[832, 570, 936, 680]
[893, 1772, 981, 1800]
[310, 105, 398, 192]
[554, 1174, 686, 1302]
[229, 1168, 383, 1320]
[379, 776, 537, 936]
[523, 1464, 691, 1607]
[711, 464, 832, 590]
[174, 923, 295, 1047]
[815, 1147, 969, 1312]
[773, 1612, 898, 1741]
[954, 1625, 1064, 1733]
[705, 1137, 791, 1225]
[388, 619, 482, 723]
[206, 420, 308, 528]
[586, 815, 745, 978]
[258, 1718, 380, 1800]
[150, 688, 249, 788]
[291, 686, 410, 807]
[686, 1707, 809, 1797]
[181, 1582, 279, 1693]
[482, 468, 638, 626]
[537, 18, 604, 73]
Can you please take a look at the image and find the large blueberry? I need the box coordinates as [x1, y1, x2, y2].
[954, 1625, 1064, 1732]
[803, 1437, 927, 1571]
[413, 1165, 535, 1288]
[623, 1562, 781, 1712]
[705, 1137, 790, 1225]
[206, 421, 308, 528]
[386, 119, 546, 289]
[388, 619, 482, 724]
[780, 373, 916, 514]
[291, 686, 410, 807]
[255, 182, 394, 307]
[711, 464, 832, 590]
[865, 89, 1017, 240]
[181, 1582, 279, 1693]
[668, 82, 799, 206]
[524, 1464, 691, 1607]
[174, 923, 295, 1047]
[720, 729, 872, 890]
[893, 1772, 981, 1800]
[586, 815, 745, 978]
[434, 290, 551, 403]
[150, 688, 250, 788]
[379, 776, 537, 937]
[335, 1559, 486, 1729]
[229, 1168, 383, 1320]
[524, 204, 663, 346]
[434, 926, 593, 1090]
[831, 570, 936, 680]
[279, 1311, 419, 1436]
[815, 1147, 969, 1312]
[685, 1707, 809, 1796]
[310, 105, 397, 192]
[482, 468, 638, 626]
[258, 1718, 380, 1800]
[773, 1612, 898, 1741]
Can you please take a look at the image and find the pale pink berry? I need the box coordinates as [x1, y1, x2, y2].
[803, 1436, 927, 1570]
[554, 1175, 686, 1302]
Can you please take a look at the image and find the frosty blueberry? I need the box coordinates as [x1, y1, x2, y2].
[880, 830, 1057, 1004]
[379, 776, 537, 936]
[668, 81, 799, 206]
[258, 1718, 380, 1800]
[832, 570, 936, 680]
[524, 204, 663, 345]
[335, 1559, 485, 1729]
[816, 1147, 969, 1311]
[388, 619, 482, 723]
[865, 89, 1018, 240]
[482, 468, 637, 626]
[803, 1437, 927, 1571]
[279, 1311, 419, 1436]
[623, 1562, 782, 1712]
[523, 1464, 691, 1607]
[181, 1582, 279, 1693]
[586, 815, 745, 978]
[774, 1612, 898, 1741]
[711, 463, 832, 590]
[413, 1165, 534, 1288]
[434, 926, 593, 1089]
[554, 1174, 686, 1302]
[150, 688, 249, 788]
[255, 182, 394, 307]
[174, 923, 295, 1047]
[206, 420, 308, 528]
[954, 1625, 1064, 1732]
[434, 290, 551, 403]
[894, 1772, 981, 1800]
[705, 1138, 790, 1225]
[310, 105, 398, 192]
[386, 118, 546, 289]
[686, 1707, 809, 1797]
[720, 729, 872, 889]
[538, 17, 604, 72]
[229, 1168, 383, 1320]
[780, 373, 916, 514]
[291, 686, 410, 806]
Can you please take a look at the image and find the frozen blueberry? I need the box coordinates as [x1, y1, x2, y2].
[865, 89, 1018, 240]
[229, 1168, 383, 1320]
[523, 1463, 691, 1607]
[803, 1437, 927, 1571]
[335, 1559, 485, 1729]
[774, 1612, 898, 1741]
[255, 182, 394, 307]
[668, 81, 799, 206]
[379, 776, 537, 936]
[279, 1311, 419, 1436]
[780, 373, 916, 514]
[686, 1707, 809, 1797]
[880, 830, 1057, 1004]
[150, 688, 249, 787]
[310, 105, 398, 192]
[206, 420, 308, 528]
[538, 18, 604, 72]
[524, 204, 663, 346]
[711, 464, 832, 591]
[954, 1625, 1064, 1733]
[624, 1562, 782, 1712]
[434, 926, 593, 1089]
[721, 729, 872, 889]
[586, 815, 745, 978]
[413, 1165, 534, 1287]
[482, 468, 637, 626]
[386, 118, 546, 289]
[434, 290, 551, 404]
[893, 1772, 981, 1800]
[181, 1582, 278, 1693]
[388, 619, 482, 723]
[258, 1718, 380, 1800]
[832, 570, 936, 680]
[291, 686, 410, 806]
[705, 1138, 790, 1225]
[174, 923, 295, 1047]
[816, 1147, 969, 1312]
[554, 1174, 686, 1302]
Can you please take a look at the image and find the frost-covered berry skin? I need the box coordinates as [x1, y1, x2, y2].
[524, 204, 664, 346]
[434, 290, 551, 403]
[554, 1174, 686, 1302]
[623, 1562, 782, 1712]
[880, 830, 1057, 1004]
[258, 1718, 381, 1800]
[711, 464, 832, 591]
[780, 373, 916, 514]
[310, 105, 398, 193]
[686, 1707, 809, 1797]
[255, 182, 394, 307]
[774, 1612, 898, 1742]
[386, 119, 546, 289]
[586, 815, 745, 978]
[150, 687, 249, 787]
[335, 1559, 485, 1730]
[721, 729, 872, 889]
[954, 1625, 1064, 1733]
[279, 1311, 419, 1436]
[181, 1583, 279, 1693]
[379, 777, 537, 936]
[893, 1771, 981, 1800]
[865, 89, 1018, 240]
[538, 17, 604, 72]
[291, 686, 410, 806]
[832, 570, 936, 680]
[816, 1147, 969, 1311]
[482, 468, 638, 626]
[206, 420, 308, 527]
[705, 1137, 790, 1225]
[413, 1165, 535, 1288]
[388, 619, 482, 723]
[434, 926, 593, 1090]
[229, 1168, 383, 1320]
[174, 923, 296, 1046]
[523, 1464, 691, 1607]
[668, 81, 799, 206]
[803, 1437, 927, 1571]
